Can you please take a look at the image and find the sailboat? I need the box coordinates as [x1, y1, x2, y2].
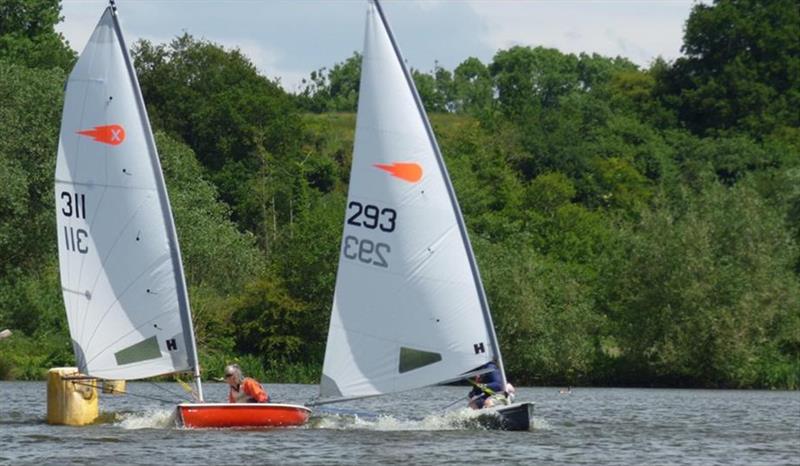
[319, 0, 533, 430]
[55, 2, 310, 429]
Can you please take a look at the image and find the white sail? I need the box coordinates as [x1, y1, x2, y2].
[320, 1, 503, 399]
[55, 7, 199, 381]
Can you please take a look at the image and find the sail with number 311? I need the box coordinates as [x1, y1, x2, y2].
[55, 5, 201, 384]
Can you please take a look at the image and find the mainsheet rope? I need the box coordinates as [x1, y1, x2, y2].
[70, 380, 192, 405]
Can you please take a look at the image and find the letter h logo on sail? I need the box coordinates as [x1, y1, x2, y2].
[473, 342, 485, 354]
[166, 338, 178, 351]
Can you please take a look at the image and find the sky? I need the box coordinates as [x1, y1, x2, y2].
[56, 0, 703, 92]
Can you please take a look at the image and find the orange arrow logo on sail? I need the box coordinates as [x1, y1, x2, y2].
[374, 162, 423, 183]
[77, 124, 126, 146]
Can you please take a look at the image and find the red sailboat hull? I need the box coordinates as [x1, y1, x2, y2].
[177, 403, 311, 428]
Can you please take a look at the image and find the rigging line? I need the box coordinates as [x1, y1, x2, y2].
[305, 393, 382, 407]
[442, 396, 471, 411]
[71, 380, 183, 404]
[147, 380, 193, 402]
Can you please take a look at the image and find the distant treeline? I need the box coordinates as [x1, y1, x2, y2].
[0, 0, 798, 388]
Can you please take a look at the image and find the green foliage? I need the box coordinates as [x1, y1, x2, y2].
[230, 274, 309, 364]
[1, 3, 797, 390]
[529, 202, 615, 267]
[0, 262, 64, 339]
[156, 132, 261, 293]
[524, 172, 576, 213]
[412, 64, 455, 113]
[155, 131, 266, 364]
[609, 65, 677, 129]
[490, 46, 580, 118]
[0, 262, 72, 380]
[271, 192, 346, 362]
[477, 239, 604, 385]
[602, 181, 800, 387]
[437, 114, 525, 240]
[452, 57, 493, 114]
[0, 60, 72, 380]
[299, 112, 355, 191]
[133, 34, 305, 234]
[0, 331, 72, 380]
[297, 53, 362, 113]
[658, 0, 800, 137]
[0, 62, 64, 277]
[0, 0, 75, 71]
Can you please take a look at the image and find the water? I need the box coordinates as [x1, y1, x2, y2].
[1, 381, 798, 465]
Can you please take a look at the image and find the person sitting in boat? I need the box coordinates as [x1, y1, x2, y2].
[467, 361, 510, 409]
[224, 364, 269, 403]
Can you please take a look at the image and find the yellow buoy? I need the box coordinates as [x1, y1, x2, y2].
[46, 367, 98, 426]
[102, 379, 126, 395]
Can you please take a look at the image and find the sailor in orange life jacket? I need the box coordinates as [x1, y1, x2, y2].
[224, 364, 269, 403]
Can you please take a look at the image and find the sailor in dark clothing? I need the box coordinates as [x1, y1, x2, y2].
[467, 361, 508, 409]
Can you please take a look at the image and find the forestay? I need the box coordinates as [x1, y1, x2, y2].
[55, 7, 199, 381]
[320, 1, 503, 399]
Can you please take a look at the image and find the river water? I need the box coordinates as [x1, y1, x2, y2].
[0, 381, 797, 465]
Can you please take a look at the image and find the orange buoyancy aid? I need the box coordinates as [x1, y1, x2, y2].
[228, 377, 269, 403]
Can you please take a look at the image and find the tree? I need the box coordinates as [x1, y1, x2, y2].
[265, 192, 345, 365]
[477, 239, 605, 385]
[230, 274, 310, 364]
[490, 46, 580, 118]
[134, 35, 301, 170]
[155, 132, 261, 294]
[297, 52, 362, 113]
[453, 57, 493, 114]
[0, 0, 75, 70]
[659, 0, 800, 137]
[601, 182, 800, 387]
[132, 34, 305, 236]
[0, 62, 64, 277]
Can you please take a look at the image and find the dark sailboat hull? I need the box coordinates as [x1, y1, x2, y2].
[476, 402, 534, 431]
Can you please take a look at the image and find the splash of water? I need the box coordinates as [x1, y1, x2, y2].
[115, 408, 177, 429]
[310, 408, 538, 431]
[532, 416, 551, 430]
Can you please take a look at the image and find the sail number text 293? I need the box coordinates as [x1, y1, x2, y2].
[60, 191, 89, 254]
[343, 201, 395, 268]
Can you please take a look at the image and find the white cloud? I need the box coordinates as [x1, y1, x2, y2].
[465, 0, 696, 66]
[215, 38, 308, 90]
[57, 0, 703, 91]
[411, 0, 448, 11]
[55, 7, 97, 53]
[217, 38, 281, 72]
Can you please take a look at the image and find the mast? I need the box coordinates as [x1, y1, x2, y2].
[108, 0, 204, 401]
[370, 0, 508, 389]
